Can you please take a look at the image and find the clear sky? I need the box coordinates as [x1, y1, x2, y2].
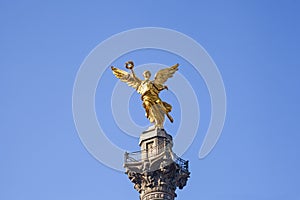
[1, 1, 300, 200]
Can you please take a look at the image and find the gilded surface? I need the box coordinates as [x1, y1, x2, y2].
[111, 61, 179, 128]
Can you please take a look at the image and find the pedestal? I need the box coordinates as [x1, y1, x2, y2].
[124, 128, 190, 200]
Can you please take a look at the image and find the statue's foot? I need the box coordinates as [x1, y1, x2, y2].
[167, 113, 174, 123]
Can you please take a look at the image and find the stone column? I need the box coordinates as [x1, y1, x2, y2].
[124, 128, 190, 200]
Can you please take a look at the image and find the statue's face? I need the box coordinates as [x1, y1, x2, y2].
[143, 71, 151, 80]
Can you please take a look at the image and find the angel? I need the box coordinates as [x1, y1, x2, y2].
[111, 61, 179, 128]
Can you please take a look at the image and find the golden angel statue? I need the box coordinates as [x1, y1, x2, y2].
[111, 61, 179, 128]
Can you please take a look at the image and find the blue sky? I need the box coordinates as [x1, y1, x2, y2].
[1, 1, 300, 200]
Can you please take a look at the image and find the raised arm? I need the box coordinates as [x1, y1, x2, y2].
[125, 61, 139, 81]
[111, 63, 142, 90]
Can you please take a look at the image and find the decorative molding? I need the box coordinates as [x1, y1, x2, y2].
[124, 129, 190, 200]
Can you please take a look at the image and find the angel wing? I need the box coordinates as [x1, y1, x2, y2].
[154, 63, 179, 85]
[111, 66, 141, 90]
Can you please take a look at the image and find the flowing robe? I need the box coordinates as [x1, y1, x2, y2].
[137, 80, 172, 128]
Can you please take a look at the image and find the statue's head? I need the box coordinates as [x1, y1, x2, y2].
[143, 70, 151, 80]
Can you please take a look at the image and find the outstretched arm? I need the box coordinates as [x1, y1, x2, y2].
[153, 83, 168, 92]
[130, 68, 139, 81]
[125, 61, 139, 81]
[111, 65, 142, 90]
